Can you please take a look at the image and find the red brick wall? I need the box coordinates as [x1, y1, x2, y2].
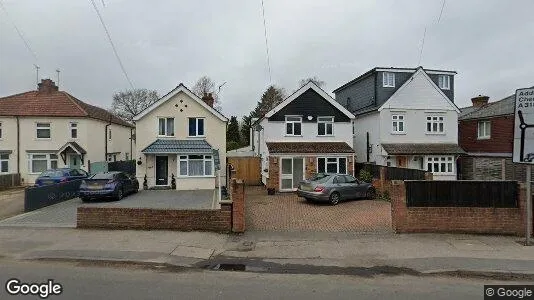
[390, 182, 530, 236]
[459, 115, 514, 153]
[231, 179, 245, 233]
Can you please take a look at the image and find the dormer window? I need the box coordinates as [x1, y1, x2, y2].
[382, 72, 395, 87]
[438, 75, 450, 90]
[285, 116, 302, 136]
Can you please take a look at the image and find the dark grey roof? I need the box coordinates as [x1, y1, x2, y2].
[142, 139, 213, 154]
[459, 94, 514, 120]
[382, 143, 466, 155]
[58, 141, 87, 154]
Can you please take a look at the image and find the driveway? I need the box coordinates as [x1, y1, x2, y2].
[246, 186, 392, 232]
[0, 188, 25, 220]
[0, 189, 217, 228]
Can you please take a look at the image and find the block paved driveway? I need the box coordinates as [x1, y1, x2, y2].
[245, 186, 392, 233]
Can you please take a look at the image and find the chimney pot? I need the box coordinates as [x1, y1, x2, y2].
[37, 79, 58, 93]
[471, 95, 489, 108]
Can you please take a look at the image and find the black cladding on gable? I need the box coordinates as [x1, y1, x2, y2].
[268, 88, 351, 122]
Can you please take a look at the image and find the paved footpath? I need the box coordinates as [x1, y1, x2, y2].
[0, 228, 533, 277]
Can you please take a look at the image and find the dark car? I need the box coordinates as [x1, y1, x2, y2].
[297, 173, 376, 205]
[34, 168, 89, 187]
[79, 171, 139, 202]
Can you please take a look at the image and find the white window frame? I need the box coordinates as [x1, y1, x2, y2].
[426, 115, 445, 134]
[158, 117, 175, 137]
[28, 153, 58, 174]
[0, 122, 3, 139]
[70, 122, 78, 139]
[425, 156, 454, 175]
[317, 116, 334, 136]
[382, 72, 395, 87]
[178, 155, 214, 177]
[438, 75, 450, 90]
[0, 153, 9, 173]
[285, 116, 302, 136]
[392, 114, 405, 134]
[188, 117, 206, 137]
[477, 120, 491, 139]
[317, 157, 347, 174]
[36, 123, 51, 139]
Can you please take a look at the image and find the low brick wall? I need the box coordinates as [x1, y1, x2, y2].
[390, 182, 529, 236]
[77, 179, 246, 232]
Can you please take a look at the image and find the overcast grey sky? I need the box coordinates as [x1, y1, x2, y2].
[1, 0, 533, 117]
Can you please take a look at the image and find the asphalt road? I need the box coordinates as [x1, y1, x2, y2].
[1, 260, 530, 300]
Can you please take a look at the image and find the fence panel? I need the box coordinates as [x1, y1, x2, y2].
[385, 166, 426, 180]
[108, 160, 136, 175]
[89, 161, 108, 174]
[0, 173, 21, 190]
[24, 179, 82, 212]
[406, 180, 518, 208]
[228, 157, 261, 186]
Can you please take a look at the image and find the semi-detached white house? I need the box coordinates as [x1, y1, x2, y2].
[133, 83, 227, 190]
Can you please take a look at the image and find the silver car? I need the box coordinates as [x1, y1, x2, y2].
[296, 173, 376, 205]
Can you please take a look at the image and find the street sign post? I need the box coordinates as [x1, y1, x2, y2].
[513, 87, 534, 245]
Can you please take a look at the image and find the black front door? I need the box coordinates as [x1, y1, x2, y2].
[155, 156, 168, 185]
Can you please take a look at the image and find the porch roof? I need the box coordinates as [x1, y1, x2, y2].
[381, 143, 466, 155]
[57, 141, 87, 155]
[266, 142, 354, 154]
[141, 139, 214, 154]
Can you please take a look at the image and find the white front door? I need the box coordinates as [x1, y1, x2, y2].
[279, 157, 304, 191]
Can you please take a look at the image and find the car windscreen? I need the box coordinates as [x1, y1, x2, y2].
[89, 173, 115, 180]
[39, 170, 64, 177]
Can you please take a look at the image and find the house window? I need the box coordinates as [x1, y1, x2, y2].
[107, 154, 118, 162]
[438, 75, 450, 90]
[392, 115, 405, 133]
[0, 122, 2, 139]
[426, 156, 454, 174]
[317, 157, 347, 174]
[382, 72, 395, 87]
[158, 117, 175, 136]
[179, 155, 213, 176]
[125, 152, 129, 160]
[317, 117, 334, 136]
[188, 118, 205, 137]
[70, 122, 78, 139]
[36, 123, 51, 139]
[477, 120, 491, 139]
[426, 116, 444, 133]
[108, 128, 112, 140]
[285, 116, 302, 136]
[0, 154, 8, 173]
[29, 153, 58, 173]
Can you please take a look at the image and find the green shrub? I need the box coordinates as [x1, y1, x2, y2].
[358, 169, 373, 183]
[378, 190, 391, 202]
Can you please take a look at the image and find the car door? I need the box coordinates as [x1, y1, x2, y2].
[333, 175, 348, 200]
[342, 175, 359, 199]
[118, 173, 131, 192]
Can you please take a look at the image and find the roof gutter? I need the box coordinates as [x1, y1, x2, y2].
[16, 116, 20, 175]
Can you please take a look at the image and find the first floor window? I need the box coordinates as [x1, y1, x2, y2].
[477, 120, 491, 139]
[188, 118, 205, 137]
[317, 117, 334, 136]
[158, 117, 175, 136]
[426, 156, 454, 174]
[0, 154, 8, 173]
[285, 116, 302, 136]
[36, 123, 51, 139]
[392, 115, 405, 133]
[70, 122, 78, 139]
[179, 155, 213, 176]
[426, 116, 444, 133]
[317, 157, 347, 174]
[0, 122, 3, 139]
[29, 153, 58, 173]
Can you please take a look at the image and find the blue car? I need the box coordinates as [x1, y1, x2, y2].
[79, 171, 139, 202]
[34, 168, 89, 187]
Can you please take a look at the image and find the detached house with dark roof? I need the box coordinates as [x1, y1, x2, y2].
[333, 67, 464, 180]
[252, 81, 356, 192]
[0, 79, 134, 184]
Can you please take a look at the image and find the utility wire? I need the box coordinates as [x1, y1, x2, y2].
[437, 0, 446, 24]
[88, 0, 134, 89]
[418, 27, 427, 66]
[0, 0, 38, 61]
[260, 0, 272, 84]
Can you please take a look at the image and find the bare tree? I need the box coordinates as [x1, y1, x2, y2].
[192, 76, 223, 112]
[111, 89, 159, 121]
[299, 76, 326, 88]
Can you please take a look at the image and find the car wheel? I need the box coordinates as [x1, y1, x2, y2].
[329, 192, 340, 206]
[81, 197, 90, 203]
[116, 188, 123, 201]
[366, 188, 377, 199]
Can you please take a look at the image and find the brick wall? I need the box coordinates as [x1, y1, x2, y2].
[77, 180, 246, 232]
[390, 181, 531, 236]
[459, 115, 514, 153]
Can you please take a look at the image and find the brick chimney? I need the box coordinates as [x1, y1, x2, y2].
[37, 79, 59, 93]
[471, 95, 489, 108]
[201, 92, 214, 107]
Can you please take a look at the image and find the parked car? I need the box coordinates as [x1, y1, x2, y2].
[34, 168, 89, 187]
[297, 173, 376, 205]
[79, 171, 139, 202]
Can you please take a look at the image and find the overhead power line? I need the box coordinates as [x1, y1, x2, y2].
[0, 0, 38, 61]
[88, 0, 134, 89]
[418, 27, 427, 65]
[437, 0, 446, 24]
[260, 0, 272, 84]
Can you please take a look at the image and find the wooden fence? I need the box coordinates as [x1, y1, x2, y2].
[405, 180, 518, 208]
[0, 173, 21, 190]
[228, 157, 261, 186]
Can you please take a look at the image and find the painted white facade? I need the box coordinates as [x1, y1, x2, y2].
[0, 116, 132, 184]
[353, 68, 461, 180]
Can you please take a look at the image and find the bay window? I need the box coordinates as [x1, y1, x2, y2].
[317, 157, 347, 174]
[179, 155, 213, 176]
[29, 153, 58, 173]
[0, 154, 8, 173]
